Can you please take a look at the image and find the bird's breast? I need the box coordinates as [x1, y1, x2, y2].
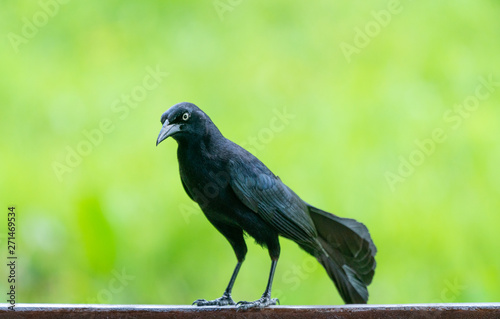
[179, 149, 231, 201]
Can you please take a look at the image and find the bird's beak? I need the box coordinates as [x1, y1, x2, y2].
[156, 121, 181, 146]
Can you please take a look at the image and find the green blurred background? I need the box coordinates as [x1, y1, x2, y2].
[1, 0, 499, 305]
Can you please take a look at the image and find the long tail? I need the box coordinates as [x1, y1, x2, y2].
[301, 206, 377, 304]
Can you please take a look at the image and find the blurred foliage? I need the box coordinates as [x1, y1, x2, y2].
[1, 0, 500, 305]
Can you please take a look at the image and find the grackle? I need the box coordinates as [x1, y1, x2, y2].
[156, 102, 376, 309]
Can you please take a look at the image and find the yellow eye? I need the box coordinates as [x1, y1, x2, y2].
[182, 112, 190, 121]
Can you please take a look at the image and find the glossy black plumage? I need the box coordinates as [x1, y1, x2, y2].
[156, 102, 377, 308]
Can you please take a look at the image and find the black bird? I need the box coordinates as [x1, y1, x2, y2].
[157, 102, 376, 309]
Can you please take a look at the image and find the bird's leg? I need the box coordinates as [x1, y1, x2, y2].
[192, 261, 242, 306]
[237, 259, 279, 310]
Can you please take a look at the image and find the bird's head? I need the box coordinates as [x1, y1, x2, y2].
[156, 102, 216, 146]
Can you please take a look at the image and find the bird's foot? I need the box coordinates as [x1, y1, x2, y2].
[192, 293, 235, 306]
[236, 295, 279, 310]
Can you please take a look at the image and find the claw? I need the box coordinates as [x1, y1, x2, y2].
[236, 296, 278, 310]
[192, 299, 209, 306]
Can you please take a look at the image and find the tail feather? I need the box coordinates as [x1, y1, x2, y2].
[303, 205, 377, 304]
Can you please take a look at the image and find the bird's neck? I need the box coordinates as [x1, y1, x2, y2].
[176, 126, 224, 158]
[176, 131, 225, 184]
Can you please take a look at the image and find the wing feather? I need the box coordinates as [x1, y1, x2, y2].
[228, 158, 317, 243]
